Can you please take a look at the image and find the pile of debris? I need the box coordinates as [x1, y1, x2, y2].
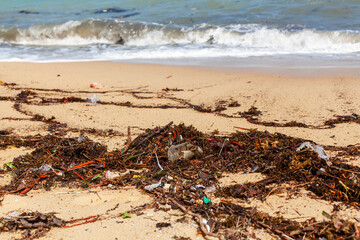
[1, 122, 359, 239]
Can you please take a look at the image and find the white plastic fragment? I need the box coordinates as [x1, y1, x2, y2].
[86, 94, 99, 105]
[155, 152, 163, 170]
[195, 184, 205, 189]
[77, 136, 85, 142]
[105, 170, 120, 180]
[105, 170, 129, 180]
[296, 142, 330, 160]
[39, 164, 52, 172]
[205, 184, 216, 193]
[144, 181, 162, 191]
[202, 219, 211, 233]
[6, 211, 21, 219]
[163, 183, 171, 190]
[251, 165, 259, 173]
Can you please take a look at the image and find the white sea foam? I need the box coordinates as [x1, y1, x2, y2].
[1, 20, 360, 62]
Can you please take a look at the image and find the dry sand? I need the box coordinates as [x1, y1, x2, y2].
[0, 62, 359, 239]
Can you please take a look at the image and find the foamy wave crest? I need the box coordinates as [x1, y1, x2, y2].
[1, 19, 360, 55]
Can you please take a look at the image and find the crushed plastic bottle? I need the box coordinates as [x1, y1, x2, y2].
[86, 94, 99, 105]
[296, 142, 330, 160]
[168, 142, 203, 161]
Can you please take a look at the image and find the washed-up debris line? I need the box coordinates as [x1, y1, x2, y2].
[0, 210, 104, 239]
[4, 84, 360, 130]
[1, 123, 360, 239]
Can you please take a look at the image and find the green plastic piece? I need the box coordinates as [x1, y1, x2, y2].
[203, 197, 212, 204]
[121, 212, 131, 219]
[4, 162, 16, 169]
[91, 174, 101, 181]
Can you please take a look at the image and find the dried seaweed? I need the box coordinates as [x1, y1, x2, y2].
[1, 122, 360, 239]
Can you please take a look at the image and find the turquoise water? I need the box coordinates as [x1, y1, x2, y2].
[0, 0, 360, 67]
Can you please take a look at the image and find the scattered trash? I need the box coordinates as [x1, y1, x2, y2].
[251, 165, 259, 173]
[86, 94, 99, 105]
[3, 162, 16, 170]
[202, 219, 211, 233]
[105, 170, 129, 180]
[168, 142, 203, 161]
[90, 82, 104, 89]
[121, 212, 131, 219]
[77, 136, 85, 142]
[155, 152, 163, 170]
[1, 122, 359, 239]
[163, 183, 171, 190]
[39, 164, 52, 172]
[203, 197, 212, 204]
[205, 185, 216, 193]
[144, 181, 162, 191]
[296, 141, 330, 160]
[317, 167, 326, 175]
[195, 184, 205, 189]
[6, 211, 21, 219]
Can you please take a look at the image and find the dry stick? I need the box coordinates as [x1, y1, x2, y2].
[170, 199, 220, 238]
[234, 126, 260, 133]
[123, 126, 132, 154]
[218, 138, 226, 158]
[354, 222, 360, 238]
[255, 221, 295, 240]
[135, 121, 173, 148]
[63, 215, 101, 228]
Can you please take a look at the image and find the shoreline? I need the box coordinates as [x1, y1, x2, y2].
[1, 61, 360, 239]
[2, 57, 360, 78]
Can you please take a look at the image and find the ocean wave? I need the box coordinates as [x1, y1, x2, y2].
[0, 19, 360, 55]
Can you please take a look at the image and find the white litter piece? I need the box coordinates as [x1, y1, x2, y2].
[77, 136, 85, 142]
[86, 94, 99, 105]
[296, 142, 330, 160]
[105, 170, 129, 180]
[39, 164, 52, 172]
[205, 184, 216, 193]
[144, 181, 162, 191]
[6, 211, 21, 219]
[202, 219, 211, 233]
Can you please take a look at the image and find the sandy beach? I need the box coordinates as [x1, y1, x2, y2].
[1, 62, 360, 239]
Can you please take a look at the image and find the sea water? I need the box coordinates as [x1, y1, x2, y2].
[0, 0, 360, 68]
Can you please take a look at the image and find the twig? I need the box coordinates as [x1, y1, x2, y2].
[218, 138, 226, 158]
[170, 199, 220, 238]
[354, 222, 360, 239]
[135, 121, 173, 148]
[234, 126, 260, 132]
[331, 166, 360, 174]
[255, 221, 295, 240]
[63, 214, 101, 228]
[19, 175, 48, 195]
[123, 126, 131, 154]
